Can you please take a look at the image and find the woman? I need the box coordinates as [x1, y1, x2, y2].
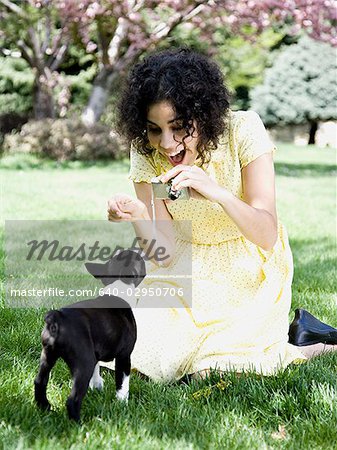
[106, 48, 336, 381]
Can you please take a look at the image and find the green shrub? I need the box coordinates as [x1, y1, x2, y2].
[250, 36, 337, 126]
[2, 118, 128, 161]
[0, 56, 33, 115]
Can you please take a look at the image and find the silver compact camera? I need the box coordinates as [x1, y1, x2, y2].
[151, 177, 190, 201]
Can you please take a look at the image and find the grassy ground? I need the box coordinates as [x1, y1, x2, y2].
[0, 144, 336, 449]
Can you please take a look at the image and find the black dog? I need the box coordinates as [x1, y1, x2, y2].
[34, 249, 146, 421]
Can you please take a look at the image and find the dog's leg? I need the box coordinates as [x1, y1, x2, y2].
[115, 355, 131, 402]
[66, 357, 96, 422]
[34, 348, 58, 411]
[89, 362, 104, 390]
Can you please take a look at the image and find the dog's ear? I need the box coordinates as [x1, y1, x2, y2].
[85, 262, 108, 280]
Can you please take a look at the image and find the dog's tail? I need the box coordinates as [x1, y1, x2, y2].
[42, 310, 63, 346]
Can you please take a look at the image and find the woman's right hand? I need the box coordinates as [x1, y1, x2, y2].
[107, 193, 148, 222]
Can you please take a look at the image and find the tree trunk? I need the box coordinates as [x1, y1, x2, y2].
[81, 67, 119, 126]
[308, 121, 318, 145]
[33, 74, 55, 120]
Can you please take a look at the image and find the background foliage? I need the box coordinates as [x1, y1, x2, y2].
[250, 36, 337, 126]
[0, 1, 336, 157]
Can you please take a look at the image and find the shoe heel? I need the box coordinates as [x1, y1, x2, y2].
[289, 309, 337, 346]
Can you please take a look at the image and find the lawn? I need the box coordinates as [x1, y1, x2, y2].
[0, 144, 336, 450]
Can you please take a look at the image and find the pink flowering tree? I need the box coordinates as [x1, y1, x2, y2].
[224, 0, 337, 45]
[0, 0, 72, 119]
[57, 0, 336, 125]
[1, 0, 336, 122]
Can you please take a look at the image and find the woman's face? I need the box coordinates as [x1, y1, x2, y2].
[146, 101, 199, 166]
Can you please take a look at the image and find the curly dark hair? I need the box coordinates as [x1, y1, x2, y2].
[115, 47, 231, 166]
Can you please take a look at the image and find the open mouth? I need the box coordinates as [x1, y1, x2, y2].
[168, 149, 186, 165]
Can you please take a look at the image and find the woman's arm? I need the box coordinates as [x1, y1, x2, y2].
[161, 152, 278, 251]
[107, 183, 176, 266]
[132, 182, 176, 265]
[216, 153, 278, 251]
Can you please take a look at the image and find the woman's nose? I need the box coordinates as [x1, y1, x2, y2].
[160, 131, 176, 150]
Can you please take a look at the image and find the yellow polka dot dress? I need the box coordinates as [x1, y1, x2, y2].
[104, 110, 306, 381]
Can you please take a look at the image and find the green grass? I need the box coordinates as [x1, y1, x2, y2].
[0, 144, 336, 449]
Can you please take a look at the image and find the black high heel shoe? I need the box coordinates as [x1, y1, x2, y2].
[288, 308, 337, 346]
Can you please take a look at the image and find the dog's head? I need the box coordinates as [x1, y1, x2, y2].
[85, 249, 146, 287]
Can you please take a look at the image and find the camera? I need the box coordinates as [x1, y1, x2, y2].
[151, 177, 190, 201]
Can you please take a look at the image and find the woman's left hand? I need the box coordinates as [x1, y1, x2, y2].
[159, 165, 224, 203]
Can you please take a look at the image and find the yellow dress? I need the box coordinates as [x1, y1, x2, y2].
[104, 110, 306, 381]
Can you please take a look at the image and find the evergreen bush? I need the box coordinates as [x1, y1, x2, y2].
[250, 37, 337, 128]
[0, 57, 33, 116]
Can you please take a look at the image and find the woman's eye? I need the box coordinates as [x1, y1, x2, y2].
[172, 126, 184, 132]
[148, 128, 160, 134]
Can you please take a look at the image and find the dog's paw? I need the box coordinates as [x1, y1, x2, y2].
[115, 373, 130, 402]
[89, 375, 104, 390]
[37, 400, 52, 411]
[116, 390, 129, 402]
